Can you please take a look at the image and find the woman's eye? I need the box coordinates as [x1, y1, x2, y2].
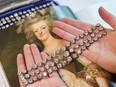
[34, 30, 38, 32]
[42, 26, 46, 29]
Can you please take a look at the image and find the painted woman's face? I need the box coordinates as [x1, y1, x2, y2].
[31, 20, 51, 41]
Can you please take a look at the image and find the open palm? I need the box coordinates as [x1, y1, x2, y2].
[17, 44, 66, 87]
[53, 7, 116, 73]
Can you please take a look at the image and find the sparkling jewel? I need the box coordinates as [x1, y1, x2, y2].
[66, 42, 71, 47]
[70, 39, 76, 44]
[48, 68, 53, 74]
[78, 41, 84, 46]
[81, 46, 86, 50]
[38, 74, 42, 79]
[45, 65, 50, 69]
[55, 50, 60, 55]
[37, 62, 42, 67]
[83, 39, 88, 43]
[61, 46, 66, 51]
[85, 43, 90, 47]
[102, 31, 107, 35]
[69, 48, 74, 53]
[75, 36, 80, 40]
[59, 55, 64, 60]
[96, 23, 101, 27]
[43, 72, 47, 77]
[57, 63, 62, 68]
[25, 74, 30, 79]
[33, 77, 38, 81]
[84, 31, 89, 35]
[74, 44, 79, 48]
[50, 62, 55, 67]
[77, 48, 82, 55]
[88, 29, 93, 33]
[53, 66, 58, 71]
[54, 59, 59, 63]
[71, 53, 78, 58]
[90, 33, 95, 37]
[79, 34, 84, 38]
[40, 67, 45, 72]
[22, 70, 27, 74]
[62, 61, 67, 66]
[35, 70, 40, 74]
[33, 64, 38, 69]
[89, 39, 94, 44]
[95, 30, 100, 34]
[63, 51, 70, 57]
[67, 56, 73, 63]
[93, 37, 98, 41]
[28, 79, 33, 84]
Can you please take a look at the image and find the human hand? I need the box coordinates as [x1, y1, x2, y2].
[17, 44, 66, 87]
[52, 7, 116, 73]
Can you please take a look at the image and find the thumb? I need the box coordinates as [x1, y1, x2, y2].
[99, 7, 116, 30]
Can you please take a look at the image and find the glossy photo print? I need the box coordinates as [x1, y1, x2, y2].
[0, 6, 80, 87]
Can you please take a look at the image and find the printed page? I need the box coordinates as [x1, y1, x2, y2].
[0, 62, 10, 87]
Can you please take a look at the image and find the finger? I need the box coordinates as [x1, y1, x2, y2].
[53, 21, 83, 35]
[40, 52, 48, 79]
[99, 7, 116, 30]
[24, 44, 35, 69]
[30, 44, 42, 64]
[60, 18, 92, 31]
[17, 54, 25, 87]
[53, 27, 75, 41]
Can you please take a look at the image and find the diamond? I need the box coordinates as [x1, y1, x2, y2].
[37, 74, 42, 79]
[53, 66, 58, 71]
[40, 67, 45, 72]
[28, 78, 33, 84]
[43, 72, 47, 77]
[35, 70, 40, 74]
[72, 53, 78, 58]
[37, 62, 42, 67]
[81, 46, 86, 50]
[33, 64, 38, 69]
[48, 68, 53, 74]
[67, 56, 73, 63]
[57, 64, 62, 68]
[55, 50, 60, 55]
[84, 31, 89, 35]
[96, 23, 101, 27]
[66, 42, 71, 47]
[79, 34, 84, 38]
[75, 36, 80, 40]
[45, 65, 50, 69]
[70, 39, 76, 44]
[61, 46, 66, 51]
[91, 33, 95, 37]
[74, 44, 79, 48]
[63, 51, 69, 57]
[93, 37, 98, 41]
[77, 48, 82, 55]
[54, 59, 59, 63]
[50, 62, 55, 67]
[25, 74, 30, 79]
[62, 61, 67, 66]
[33, 76, 38, 81]
[69, 48, 74, 53]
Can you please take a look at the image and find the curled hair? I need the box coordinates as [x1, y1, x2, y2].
[16, 8, 60, 51]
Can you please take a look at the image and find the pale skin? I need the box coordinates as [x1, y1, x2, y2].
[53, 7, 116, 73]
[17, 7, 115, 87]
[31, 20, 62, 55]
